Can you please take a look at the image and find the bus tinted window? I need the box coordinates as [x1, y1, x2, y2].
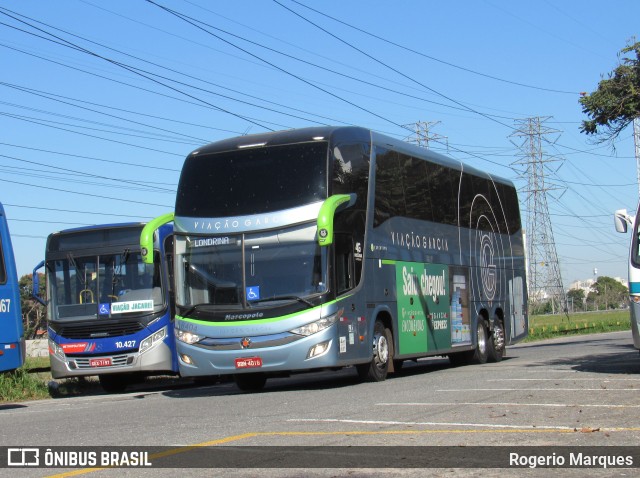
[176, 142, 328, 218]
[330, 141, 370, 206]
[459, 173, 521, 234]
[373, 147, 458, 227]
[497, 182, 522, 234]
[48, 226, 142, 252]
[373, 148, 403, 226]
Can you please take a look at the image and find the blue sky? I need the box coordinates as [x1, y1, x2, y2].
[1, 0, 638, 288]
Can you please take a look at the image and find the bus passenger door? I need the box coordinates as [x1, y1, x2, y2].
[509, 276, 526, 341]
[334, 233, 367, 360]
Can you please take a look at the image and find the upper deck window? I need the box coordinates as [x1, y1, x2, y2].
[176, 142, 328, 218]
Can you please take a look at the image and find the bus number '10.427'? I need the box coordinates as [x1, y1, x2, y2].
[115, 340, 136, 349]
[0, 299, 11, 313]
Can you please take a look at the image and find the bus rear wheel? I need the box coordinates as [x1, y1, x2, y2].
[356, 319, 392, 382]
[234, 373, 267, 392]
[488, 319, 505, 362]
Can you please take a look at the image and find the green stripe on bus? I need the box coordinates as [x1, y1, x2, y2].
[176, 297, 350, 326]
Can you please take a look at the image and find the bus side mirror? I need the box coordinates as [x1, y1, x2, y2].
[141, 212, 174, 264]
[32, 260, 47, 306]
[614, 209, 632, 234]
[317, 194, 357, 246]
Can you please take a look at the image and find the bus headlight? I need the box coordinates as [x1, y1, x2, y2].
[48, 339, 65, 360]
[290, 312, 339, 337]
[140, 326, 167, 354]
[175, 328, 205, 344]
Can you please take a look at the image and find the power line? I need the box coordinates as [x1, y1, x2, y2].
[0, 82, 215, 144]
[3, 203, 156, 219]
[0, 111, 186, 157]
[0, 6, 275, 131]
[145, 0, 407, 131]
[0, 177, 172, 208]
[0, 142, 180, 172]
[0, 152, 175, 193]
[273, 0, 515, 131]
[289, 0, 578, 95]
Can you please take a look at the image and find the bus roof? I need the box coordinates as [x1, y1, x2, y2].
[186, 126, 516, 188]
[45, 222, 172, 253]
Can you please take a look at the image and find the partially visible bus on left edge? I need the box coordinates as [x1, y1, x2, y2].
[0, 201, 25, 373]
[33, 219, 177, 392]
[614, 206, 640, 352]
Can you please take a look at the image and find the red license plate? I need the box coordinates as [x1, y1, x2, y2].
[235, 357, 263, 369]
[89, 358, 112, 368]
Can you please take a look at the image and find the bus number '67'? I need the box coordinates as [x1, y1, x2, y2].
[0, 299, 11, 313]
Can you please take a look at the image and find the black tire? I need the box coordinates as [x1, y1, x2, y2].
[98, 374, 129, 394]
[392, 359, 404, 373]
[472, 319, 489, 364]
[488, 319, 505, 363]
[356, 319, 392, 382]
[234, 373, 267, 392]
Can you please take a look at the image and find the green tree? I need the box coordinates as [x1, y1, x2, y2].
[590, 276, 628, 310]
[567, 288, 585, 311]
[19, 273, 47, 339]
[579, 41, 640, 144]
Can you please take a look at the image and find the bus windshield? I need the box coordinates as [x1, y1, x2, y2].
[175, 222, 327, 309]
[49, 250, 163, 321]
[176, 142, 328, 218]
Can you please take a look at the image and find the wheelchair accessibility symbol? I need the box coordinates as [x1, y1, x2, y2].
[99, 303, 110, 315]
[246, 286, 260, 301]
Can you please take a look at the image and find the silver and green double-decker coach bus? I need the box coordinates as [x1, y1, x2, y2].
[143, 126, 527, 391]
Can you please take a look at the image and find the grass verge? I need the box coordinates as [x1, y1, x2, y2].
[0, 356, 51, 402]
[524, 310, 631, 342]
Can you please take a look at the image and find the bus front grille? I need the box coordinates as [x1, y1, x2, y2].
[73, 354, 131, 369]
[54, 321, 144, 339]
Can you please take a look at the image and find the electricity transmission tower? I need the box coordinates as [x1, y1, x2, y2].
[510, 117, 568, 314]
[405, 121, 448, 151]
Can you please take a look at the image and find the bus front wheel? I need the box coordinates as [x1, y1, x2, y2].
[356, 320, 392, 382]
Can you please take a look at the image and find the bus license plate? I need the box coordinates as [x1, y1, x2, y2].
[90, 358, 112, 367]
[235, 357, 262, 369]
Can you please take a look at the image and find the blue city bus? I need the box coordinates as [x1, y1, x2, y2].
[144, 126, 528, 391]
[33, 221, 177, 392]
[0, 201, 25, 373]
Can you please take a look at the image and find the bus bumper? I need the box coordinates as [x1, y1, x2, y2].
[48, 337, 175, 379]
[176, 326, 339, 377]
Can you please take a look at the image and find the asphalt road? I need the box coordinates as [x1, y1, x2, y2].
[2, 330, 639, 477]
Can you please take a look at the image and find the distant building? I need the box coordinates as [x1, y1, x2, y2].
[568, 277, 628, 294]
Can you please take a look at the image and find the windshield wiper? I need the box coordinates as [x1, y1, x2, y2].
[249, 295, 314, 307]
[179, 303, 210, 317]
